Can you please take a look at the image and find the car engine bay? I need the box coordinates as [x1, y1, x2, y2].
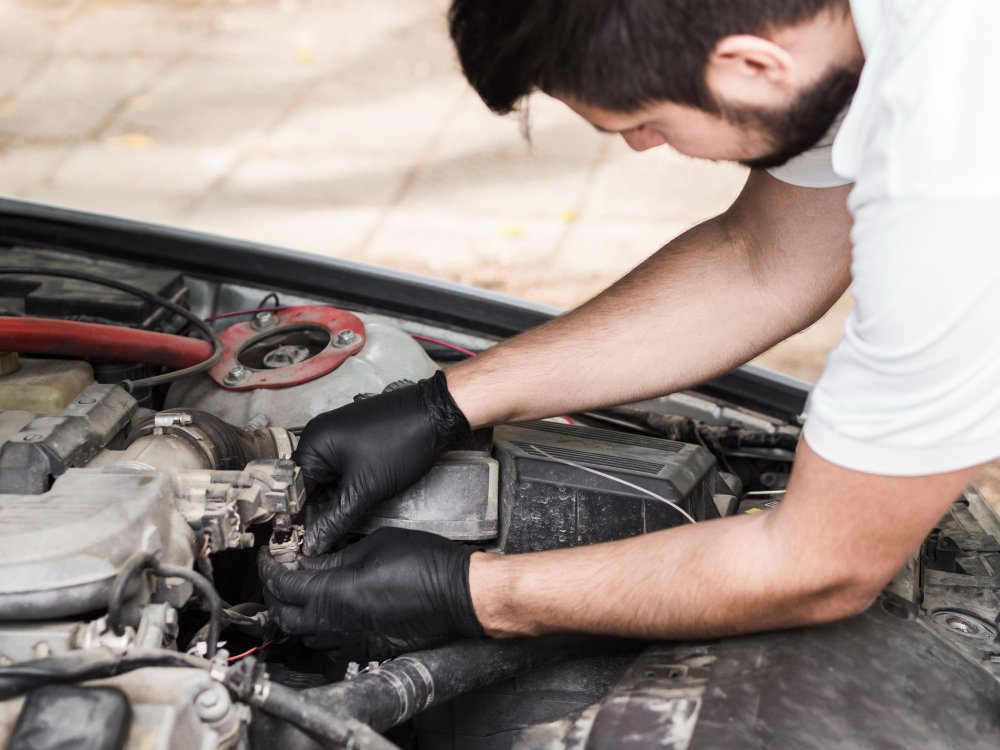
[1, 237, 999, 750]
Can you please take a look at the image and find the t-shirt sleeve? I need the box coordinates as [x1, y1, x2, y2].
[803, 196, 1000, 476]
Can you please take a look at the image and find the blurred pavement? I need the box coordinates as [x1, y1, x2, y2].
[0, 0, 841, 380]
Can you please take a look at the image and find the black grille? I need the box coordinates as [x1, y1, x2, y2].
[518, 421, 683, 453]
[513, 442, 666, 476]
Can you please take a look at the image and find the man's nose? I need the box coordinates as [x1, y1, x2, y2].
[621, 126, 667, 151]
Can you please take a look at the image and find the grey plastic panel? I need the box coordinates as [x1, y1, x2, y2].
[0, 469, 194, 619]
[0, 384, 136, 494]
[357, 451, 500, 540]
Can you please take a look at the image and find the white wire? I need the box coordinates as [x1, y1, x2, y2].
[528, 444, 697, 525]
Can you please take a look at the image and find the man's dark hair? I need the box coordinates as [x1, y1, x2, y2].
[449, 0, 848, 115]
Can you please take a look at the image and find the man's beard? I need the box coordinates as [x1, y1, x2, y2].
[716, 64, 862, 171]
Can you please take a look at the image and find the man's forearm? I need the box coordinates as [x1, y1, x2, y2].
[467, 441, 980, 641]
[448, 173, 853, 428]
[469, 511, 851, 641]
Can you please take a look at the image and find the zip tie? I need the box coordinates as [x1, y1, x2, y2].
[528, 444, 697, 525]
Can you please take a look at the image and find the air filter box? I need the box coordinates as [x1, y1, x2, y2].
[492, 422, 726, 553]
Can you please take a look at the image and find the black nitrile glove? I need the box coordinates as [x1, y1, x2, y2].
[293, 371, 470, 555]
[258, 527, 484, 656]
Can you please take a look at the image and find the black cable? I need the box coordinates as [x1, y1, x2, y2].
[195, 552, 215, 584]
[107, 551, 156, 636]
[187, 606, 275, 652]
[0, 649, 208, 702]
[258, 292, 281, 308]
[106, 555, 223, 659]
[151, 563, 223, 660]
[0, 266, 223, 391]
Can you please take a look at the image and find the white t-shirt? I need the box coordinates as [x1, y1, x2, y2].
[768, 0, 1000, 476]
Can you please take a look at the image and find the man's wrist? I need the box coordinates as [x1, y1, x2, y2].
[445, 368, 514, 430]
[444, 366, 496, 430]
[468, 551, 538, 638]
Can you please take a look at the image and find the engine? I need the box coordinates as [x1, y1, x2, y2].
[0, 249, 763, 749]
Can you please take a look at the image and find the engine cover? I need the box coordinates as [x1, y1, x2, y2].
[0, 469, 194, 620]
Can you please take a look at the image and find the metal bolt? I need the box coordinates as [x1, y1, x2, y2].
[22, 433, 43, 442]
[253, 310, 278, 330]
[245, 413, 270, 430]
[224, 365, 249, 385]
[334, 329, 360, 347]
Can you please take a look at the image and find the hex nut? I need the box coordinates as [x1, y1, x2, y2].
[224, 365, 250, 386]
[333, 329, 360, 347]
[253, 310, 279, 330]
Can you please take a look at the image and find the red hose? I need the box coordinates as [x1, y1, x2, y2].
[0, 317, 214, 369]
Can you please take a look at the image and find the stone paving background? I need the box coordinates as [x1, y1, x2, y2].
[2, 0, 996, 498]
[0, 0, 848, 379]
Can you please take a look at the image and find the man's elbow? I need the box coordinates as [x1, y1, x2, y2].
[795, 571, 885, 626]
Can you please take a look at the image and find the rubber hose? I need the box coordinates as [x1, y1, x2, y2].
[128, 408, 260, 471]
[0, 317, 214, 369]
[0, 266, 222, 391]
[106, 556, 223, 658]
[107, 552, 156, 636]
[152, 563, 223, 660]
[257, 685, 399, 750]
[301, 636, 626, 733]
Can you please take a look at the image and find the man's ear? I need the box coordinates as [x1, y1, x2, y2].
[705, 35, 796, 107]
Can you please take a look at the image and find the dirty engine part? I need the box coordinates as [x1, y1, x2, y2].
[492, 421, 734, 553]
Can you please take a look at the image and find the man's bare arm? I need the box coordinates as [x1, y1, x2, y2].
[448, 170, 853, 428]
[470, 440, 980, 638]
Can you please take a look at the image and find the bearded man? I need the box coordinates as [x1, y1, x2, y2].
[261, 1, 1000, 655]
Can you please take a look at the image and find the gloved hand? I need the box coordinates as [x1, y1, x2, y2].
[292, 371, 471, 555]
[258, 527, 484, 656]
